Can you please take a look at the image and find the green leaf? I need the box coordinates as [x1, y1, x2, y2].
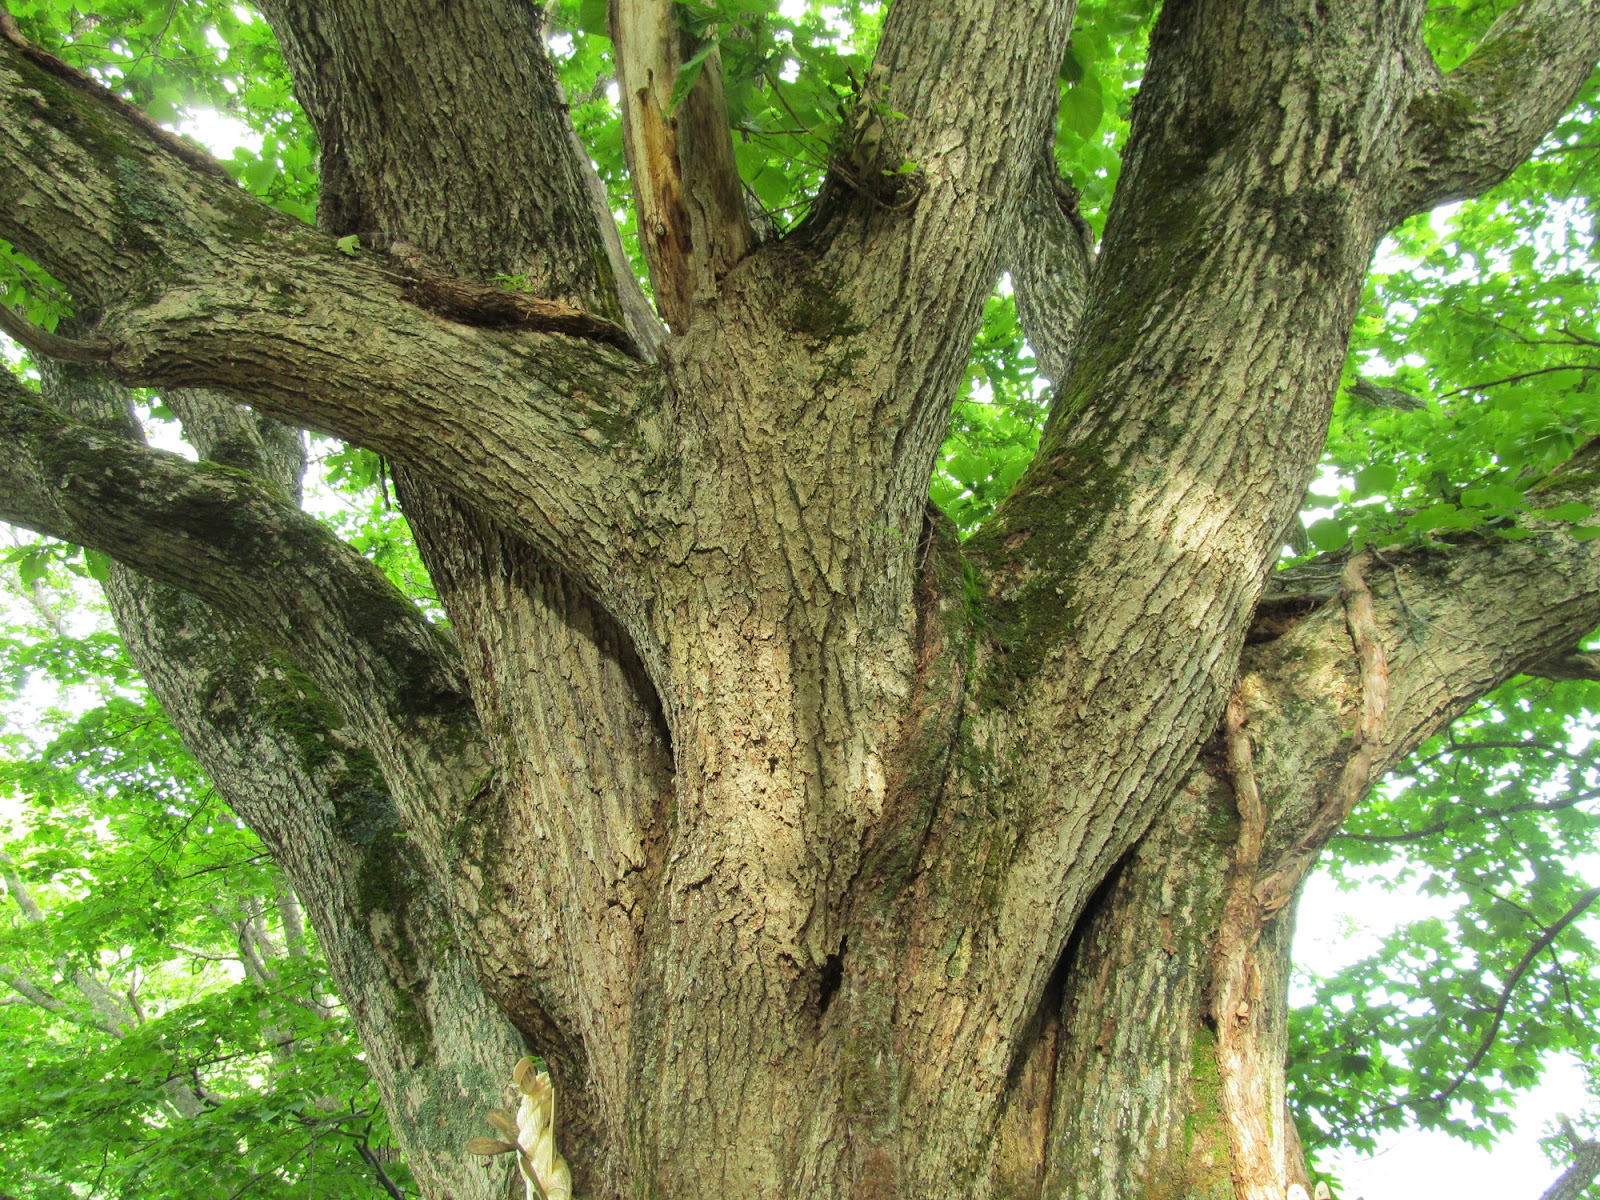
[1353, 463, 1398, 497]
[1461, 482, 1521, 510]
[577, 0, 609, 36]
[335, 234, 360, 257]
[669, 38, 720, 116]
[1306, 518, 1350, 553]
[1060, 76, 1103, 140]
[83, 549, 113, 585]
[16, 548, 49, 587]
[1534, 500, 1595, 523]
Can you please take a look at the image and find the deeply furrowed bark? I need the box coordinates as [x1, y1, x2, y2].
[3, 0, 1600, 1197]
[29, 355, 524, 1199]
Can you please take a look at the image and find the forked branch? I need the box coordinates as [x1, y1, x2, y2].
[1394, 0, 1600, 219]
[0, 370, 474, 762]
[0, 24, 658, 593]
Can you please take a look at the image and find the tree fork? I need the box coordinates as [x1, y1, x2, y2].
[5, 0, 1600, 1196]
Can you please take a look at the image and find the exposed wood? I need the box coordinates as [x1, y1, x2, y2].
[1211, 691, 1281, 1200]
[609, 0, 755, 332]
[378, 239, 642, 355]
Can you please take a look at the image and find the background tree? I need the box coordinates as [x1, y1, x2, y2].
[0, 615, 406, 1198]
[2, 0, 1600, 1198]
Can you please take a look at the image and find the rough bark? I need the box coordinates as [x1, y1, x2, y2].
[3, 0, 1600, 1198]
[24, 351, 527, 1200]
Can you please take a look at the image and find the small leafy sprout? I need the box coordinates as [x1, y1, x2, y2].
[335, 234, 360, 257]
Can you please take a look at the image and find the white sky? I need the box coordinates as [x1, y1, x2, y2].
[1295, 872, 1595, 1199]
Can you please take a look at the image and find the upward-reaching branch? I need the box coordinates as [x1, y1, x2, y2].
[0, 371, 486, 833]
[0, 25, 659, 599]
[23, 350, 543, 1199]
[1009, 142, 1097, 391]
[1393, 0, 1600, 219]
[610, 0, 755, 333]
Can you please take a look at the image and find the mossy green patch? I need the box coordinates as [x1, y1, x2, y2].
[786, 281, 864, 342]
[251, 661, 346, 769]
[965, 408, 1134, 703]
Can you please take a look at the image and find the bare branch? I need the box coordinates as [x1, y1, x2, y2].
[0, 849, 45, 922]
[1, 850, 133, 1036]
[610, 0, 755, 332]
[1368, 886, 1600, 1121]
[0, 964, 73, 1018]
[1393, 0, 1600, 219]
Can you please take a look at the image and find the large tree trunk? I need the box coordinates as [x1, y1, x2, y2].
[3, 1, 1600, 1198]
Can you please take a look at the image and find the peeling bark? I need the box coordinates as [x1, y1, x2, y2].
[609, 0, 755, 332]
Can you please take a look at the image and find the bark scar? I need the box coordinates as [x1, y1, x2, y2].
[373, 239, 643, 357]
[1257, 552, 1390, 908]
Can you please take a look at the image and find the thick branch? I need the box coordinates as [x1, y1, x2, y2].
[23, 355, 539, 1198]
[0, 29, 657, 591]
[103, 586, 530, 1199]
[1009, 135, 1097, 392]
[253, 0, 663, 351]
[162, 388, 306, 504]
[609, 0, 755, 332]
[1393, 0, 1600, 219]
[251, 0, 641, 319]
[1527, 648, 1600, 683]
[0, 373, 480, 806]
[1243, 513, 1600, 894]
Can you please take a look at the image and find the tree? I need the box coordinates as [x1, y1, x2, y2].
[0, 593, 410, 1198]
[2, 0, 1600, 1195]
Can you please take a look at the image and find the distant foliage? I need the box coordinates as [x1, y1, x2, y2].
[0, 574, 403, 1198]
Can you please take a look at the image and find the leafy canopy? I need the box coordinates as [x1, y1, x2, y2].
[3, 0, 1600, 1192]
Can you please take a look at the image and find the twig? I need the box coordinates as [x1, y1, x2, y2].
[1440, 363, 1600, 398]
[0, 304, 112, 364]
[1410, 738, 1583, 772]
[1335, 781, 1600, 843]
[1367, 886, 1600, 1122]
[350, 1134, 408, 1200]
